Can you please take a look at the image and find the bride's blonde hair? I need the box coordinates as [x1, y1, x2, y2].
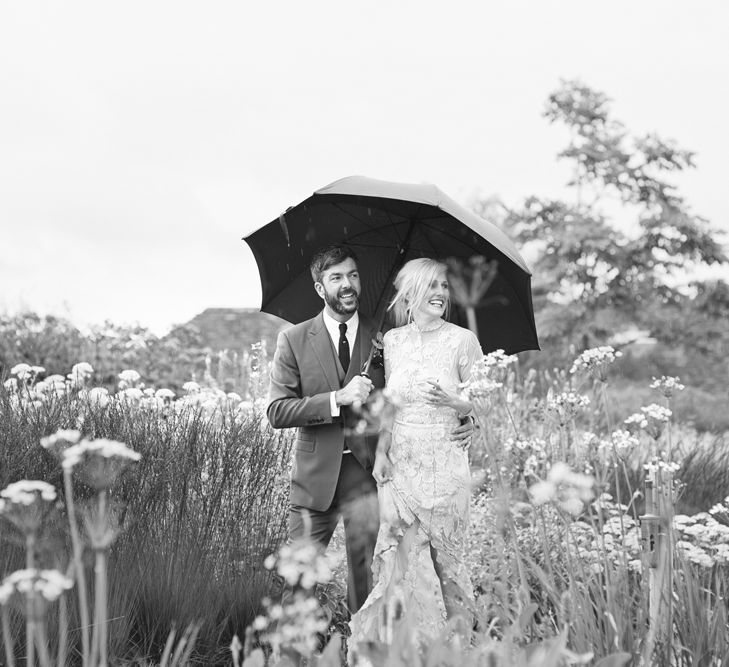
[388, 258, 450, 327]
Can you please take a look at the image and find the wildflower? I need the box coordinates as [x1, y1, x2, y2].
[264, 538, 338, 590]
[545, 391, 590, 426]
[117, 387, 144, 402]
[62, 438, 141, 490]
[676, 542, 714, 568]
[504, 437, 548, 480]
[182, 381, 201, 394]
[642, 404, 672, 422]
[709, 497, 729, 518]
[37, 374, 68, 396]
[3, 378, 17, 392]
[252, 592, 328, 658]
[0, 481, 57, 534]
[10, 363, 33, 378]
[40, 429, 83, 458]
[348, 388, 401, 436]
[10, 363, 44, 382]
[643, 458, 680, 476]
[569, 346, 622, 381]
[650, 375, 685, 398]
[155, 388, 175, 401]
[528, 462, 594, 516]
[628, 559, 642, 573]
[118, 369, 141, 389]
[470, 349, 518, 383]
[611, 429, 639, 457]
[226, 392, 242, 402]
[625, 404, 672, 439]
[0, 569, 73, 605]
[86, 387, 110, 408]
[68, 362, 94, 387]
[1, 480, 56, 506]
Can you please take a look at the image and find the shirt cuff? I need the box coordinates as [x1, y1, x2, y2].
[330, 391, 341, 417]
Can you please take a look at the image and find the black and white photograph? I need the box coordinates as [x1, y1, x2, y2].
[1, 2, 728, 665]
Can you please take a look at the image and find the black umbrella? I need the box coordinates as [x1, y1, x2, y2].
[243, 176, 539, 356]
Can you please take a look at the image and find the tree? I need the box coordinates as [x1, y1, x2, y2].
[497, 80, 728, 381]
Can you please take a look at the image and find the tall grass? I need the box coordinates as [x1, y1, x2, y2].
[4, 346, 729, 665]
[0, 386, 291, 665]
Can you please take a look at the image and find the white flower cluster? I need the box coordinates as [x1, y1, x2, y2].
[459, 350, 515, 399]
[649, 375, 685, 398]
[674, 513, 729, 567]
[569, 505, 642, 575]
[4, 363, 95, 407]
[0, 480, 57, 507]
[545, 391, 590, 425]
[68, 362, 94, 387]
[597, 429, 640, 463]
[62, 438, 141, 471]
[481, 349, 518, 372]
[569, 346, 622, 380]
[117, 369, 141, 389]
[503, 437, 549, 480]
[251, 593, 329, 658]
[4, 360, 265, 423]
[709, 496, 729, 518]
[40, 429, 82, 454]
[252, 538, 337, 658]
[10, 363, 46, 381]
[0, 480, 57, 533]
[0, 569, 73, 605]
[263, 539, 338, 590]
[624, 403, 671, 433]
[529, 462, 595, 516]
[643, 458, 680, 475]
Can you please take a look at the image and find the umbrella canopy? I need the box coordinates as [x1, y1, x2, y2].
[243, 175, 539, 355]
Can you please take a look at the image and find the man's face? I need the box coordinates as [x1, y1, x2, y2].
[315, 257, 361, 319]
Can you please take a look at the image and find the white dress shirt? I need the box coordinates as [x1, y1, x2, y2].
[322, 309, 359, 417]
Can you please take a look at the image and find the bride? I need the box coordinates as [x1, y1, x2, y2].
[349, 257, 482, 648]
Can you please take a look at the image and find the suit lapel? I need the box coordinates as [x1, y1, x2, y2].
[308, 313, 340, 391]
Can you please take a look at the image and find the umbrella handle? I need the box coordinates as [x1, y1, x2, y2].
[361, 346, 376, 379]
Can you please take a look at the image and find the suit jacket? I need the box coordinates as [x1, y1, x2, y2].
[266, 312, 386, 511]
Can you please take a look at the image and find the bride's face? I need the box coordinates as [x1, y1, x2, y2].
[414, 268, 449, 321]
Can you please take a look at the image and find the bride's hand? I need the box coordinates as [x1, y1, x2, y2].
[424, 381, 474, 434]
[373, 451, 393, 486]
[422, 380, 458, 409]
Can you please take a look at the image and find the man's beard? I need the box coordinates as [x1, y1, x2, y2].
[325, 287, 360, 315]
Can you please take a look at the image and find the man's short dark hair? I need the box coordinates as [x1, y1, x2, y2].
[310, 245, 359, 283]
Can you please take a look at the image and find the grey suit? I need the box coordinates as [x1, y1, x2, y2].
[267, 311, 385, 610]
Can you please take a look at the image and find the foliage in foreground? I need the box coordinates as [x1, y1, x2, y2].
[2, 343, 729, 665]
[0, 370, 291, 665]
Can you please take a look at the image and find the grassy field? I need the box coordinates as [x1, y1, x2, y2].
[1, 348, 729, 666]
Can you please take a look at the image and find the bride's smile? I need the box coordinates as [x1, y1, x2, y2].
[414, 271, 450, 325]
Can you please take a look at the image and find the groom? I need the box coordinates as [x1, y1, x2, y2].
[266, 245, 383, 611]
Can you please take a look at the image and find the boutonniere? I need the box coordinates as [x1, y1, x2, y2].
[362, 332, 384, 374]
[369, 332, 384, 369]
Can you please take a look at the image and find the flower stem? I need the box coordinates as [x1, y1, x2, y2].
[95, 491, 109, 667]
[63, 469, 90, 667]
[2, 606, 16, 667]
[25, 534, 36, 667]
[32, 614, 51, 667]
[57, 586, 69, 667]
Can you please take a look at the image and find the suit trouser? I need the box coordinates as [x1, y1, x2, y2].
[288, 452, 378, 612]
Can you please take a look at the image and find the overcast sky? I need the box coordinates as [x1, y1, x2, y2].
[1, 1, 727, 334]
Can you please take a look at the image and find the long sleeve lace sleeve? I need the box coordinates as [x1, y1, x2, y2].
[457, 330, 483, 383]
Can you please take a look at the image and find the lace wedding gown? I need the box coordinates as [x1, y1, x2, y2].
[349, 320, 482, 647]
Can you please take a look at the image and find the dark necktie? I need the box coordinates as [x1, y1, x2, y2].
[338, 322, 350, 373]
